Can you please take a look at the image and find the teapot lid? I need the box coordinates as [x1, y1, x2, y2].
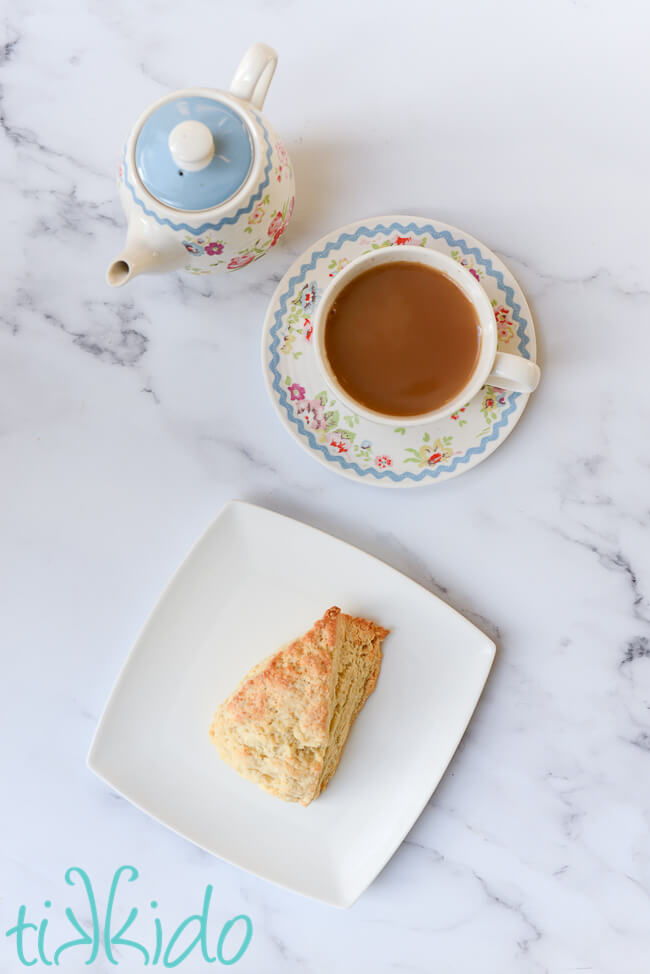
[134, 94, 254, 212]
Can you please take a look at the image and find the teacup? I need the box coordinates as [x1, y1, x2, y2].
[313, 245, 540, 427]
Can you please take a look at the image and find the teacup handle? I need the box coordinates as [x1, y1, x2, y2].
[487, 352, 541, 394]
[230, 43, 278, 110]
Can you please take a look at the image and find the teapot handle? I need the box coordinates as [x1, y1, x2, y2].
[230, 43, 278, 110]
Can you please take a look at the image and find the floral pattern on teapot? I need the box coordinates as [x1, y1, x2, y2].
[179, 188, 295, 274]
[117, 126, 295, 277]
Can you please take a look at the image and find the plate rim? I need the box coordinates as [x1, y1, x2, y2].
[88, 500, 496, 907]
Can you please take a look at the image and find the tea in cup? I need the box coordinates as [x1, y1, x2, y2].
[313, 246, 540, 426]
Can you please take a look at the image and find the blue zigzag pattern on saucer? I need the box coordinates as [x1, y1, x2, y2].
[268, 221, 531, 483]
[121, 112, 274, 235]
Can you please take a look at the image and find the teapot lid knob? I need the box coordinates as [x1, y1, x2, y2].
[168, 120, 215, 172]
[134, 95, 254, 210]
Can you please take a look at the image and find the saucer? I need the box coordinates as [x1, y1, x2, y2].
[262, 215, 537, 487]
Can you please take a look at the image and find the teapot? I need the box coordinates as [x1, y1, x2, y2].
[106, 43, 295, 287]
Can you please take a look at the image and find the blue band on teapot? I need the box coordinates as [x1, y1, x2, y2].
[135, 96, 254, 211]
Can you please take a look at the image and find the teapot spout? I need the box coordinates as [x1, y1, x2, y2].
[106, 252, 145, 287]
[106, 220, 184, 287]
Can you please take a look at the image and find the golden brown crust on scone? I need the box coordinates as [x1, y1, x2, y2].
[210, 607, 389, 805]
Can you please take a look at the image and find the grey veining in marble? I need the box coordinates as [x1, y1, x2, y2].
[1, 0, 650, 971]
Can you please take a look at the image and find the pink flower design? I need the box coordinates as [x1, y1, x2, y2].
[494, 305, 511, 324]
[276, 142, 289, 166]
[375, 455, 392, 469]
[268, 211, 284, 237]
[297, 398, 326, 429]
[205, 241, 224, 256]
[457, 256, 482, 281]
[271, 223, 288, 246]
[268, 197, 295, 246]
[227, 253, 256, 270]
[288, 382, 305, 401]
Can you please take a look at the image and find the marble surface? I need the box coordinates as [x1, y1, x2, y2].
[1, 0, 649, 970]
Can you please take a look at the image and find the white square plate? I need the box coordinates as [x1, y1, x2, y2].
[88, 501, 495, 907]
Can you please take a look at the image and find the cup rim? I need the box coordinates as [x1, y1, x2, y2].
[312, 245, 497, 427]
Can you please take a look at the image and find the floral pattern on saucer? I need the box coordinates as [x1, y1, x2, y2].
[262, 216, 537, 487]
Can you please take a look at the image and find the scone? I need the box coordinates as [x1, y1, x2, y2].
[209, 607, 389, 805]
